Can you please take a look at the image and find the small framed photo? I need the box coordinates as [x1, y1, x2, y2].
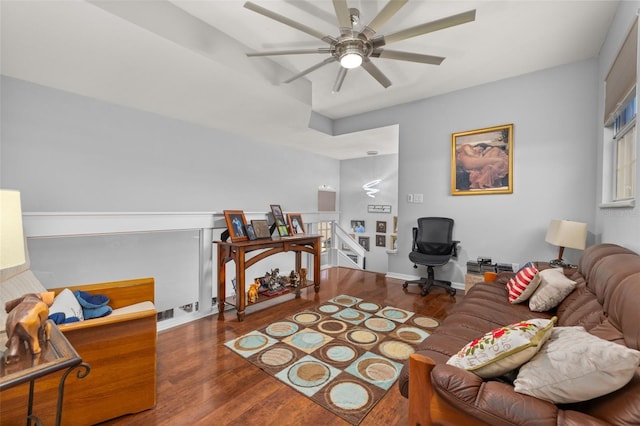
[270, 204, 284, 220]
[358, 236, 370, 251]
[245, 224, 257, 241]
[351, 220, 365, 233]
[270, 204, 289, 237]
[393, 216, 398, 233]
[390, 234, 397, 251]
[251, 219, 271, 239]
[223, 210, 248, 242]
[277, 225, 289, 237]
[376, 235, 386, 247]
[376, 221, 387, 233]
[287, 213, 305, 234]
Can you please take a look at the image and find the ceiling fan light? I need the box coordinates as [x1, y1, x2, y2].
[340, 52, 362, 69]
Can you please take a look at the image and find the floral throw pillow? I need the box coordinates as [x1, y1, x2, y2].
[447, 317, 557, 378]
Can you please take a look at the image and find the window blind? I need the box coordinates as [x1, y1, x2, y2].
[605, 19, 638, 125]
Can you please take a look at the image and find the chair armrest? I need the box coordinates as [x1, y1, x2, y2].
[452, 240, 460, 258]
[49, 277, 155, 309]
[412, 227, 418, 252]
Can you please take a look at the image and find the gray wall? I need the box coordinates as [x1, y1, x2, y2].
[334, 59, 600, 281]
[340, 154, 399, 273]
[0, 76, 339, 213]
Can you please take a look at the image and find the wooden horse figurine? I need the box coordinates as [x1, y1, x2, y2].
[247, 281, 260, 304]
[4, 292, 54, 364]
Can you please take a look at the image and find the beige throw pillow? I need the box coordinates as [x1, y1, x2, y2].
[514, 326, 640, 403]
[529, 268, 576, 312]
[447, 317, 556, 378]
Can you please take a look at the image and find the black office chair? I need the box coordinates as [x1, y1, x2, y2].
[403, 217, 458, 296]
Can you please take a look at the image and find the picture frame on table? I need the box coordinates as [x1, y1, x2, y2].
[223, 210, 248, 242]
[245, 224, 257, 241]
[287, 213, 305, 234]
[270, 204, 289, 237]
[451, 123, 513, 196]
[251, 219, 271, 239]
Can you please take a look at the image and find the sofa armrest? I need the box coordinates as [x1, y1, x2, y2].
[49, 277, 155, 309]
[408, 353, 488, 426]
[430, 364, 560, 426]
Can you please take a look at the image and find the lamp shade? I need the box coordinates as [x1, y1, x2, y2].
[545, 219, 587, 250]
[0, 190, 26, 269]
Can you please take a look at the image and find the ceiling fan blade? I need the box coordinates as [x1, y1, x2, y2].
[244, 2, 337, 45]
[332, 67, 348, 93]
[247, 48, 331, 57]
[381, 9, 476, 45]
[361, 58, 391, 88]
[332, 0, 352, 36]
[361, 0, 408, 40]
[283, 57, 337, 84]
[372, 49, 445, 65]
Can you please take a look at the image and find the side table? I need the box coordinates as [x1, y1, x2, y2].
[464, 273, 484, 293]
[1, 320, 90, 426]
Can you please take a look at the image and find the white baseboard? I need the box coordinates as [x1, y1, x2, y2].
[385, 272, 465, 291]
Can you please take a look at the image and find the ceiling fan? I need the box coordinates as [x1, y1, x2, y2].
[244, 0, 476, 92]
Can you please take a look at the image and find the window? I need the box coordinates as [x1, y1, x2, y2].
[317, 221, 332, 252]
[602, 19, 637, 206]
[614, 97, 636, 201]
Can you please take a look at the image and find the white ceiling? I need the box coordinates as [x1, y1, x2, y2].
[0, 1, 619, 159]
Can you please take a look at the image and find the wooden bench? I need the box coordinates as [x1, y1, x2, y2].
[1, 277, 157, 425]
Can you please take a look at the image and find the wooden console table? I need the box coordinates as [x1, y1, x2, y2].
[215, 235, 322, 321]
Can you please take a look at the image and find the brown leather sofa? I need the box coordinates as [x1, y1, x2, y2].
[398, 243, 640, 426]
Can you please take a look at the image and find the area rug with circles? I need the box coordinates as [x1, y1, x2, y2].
[224, 294, 440, 425]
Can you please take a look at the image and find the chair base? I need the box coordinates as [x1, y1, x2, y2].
[403, 266, 457, 296]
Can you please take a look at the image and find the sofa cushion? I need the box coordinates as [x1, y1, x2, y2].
[49, 288, 84, 323]
[506, 262, 541, 304]
[514, 326, 640, 404]
[447, 317, 556, 379]
[529, 268, 576, 312]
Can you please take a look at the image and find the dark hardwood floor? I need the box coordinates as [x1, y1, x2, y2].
[100, 267, 464, 426]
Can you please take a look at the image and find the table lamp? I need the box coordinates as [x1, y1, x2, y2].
[0, 189, 26, 270]
[545, 219, 587, 267]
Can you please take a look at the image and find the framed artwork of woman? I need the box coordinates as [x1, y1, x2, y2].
[451, 124, 513, 195]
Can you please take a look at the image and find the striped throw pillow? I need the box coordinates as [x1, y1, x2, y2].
[507, 263, 541, 304]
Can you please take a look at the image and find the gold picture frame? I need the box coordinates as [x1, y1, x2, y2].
[451, 124, 513, 195]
